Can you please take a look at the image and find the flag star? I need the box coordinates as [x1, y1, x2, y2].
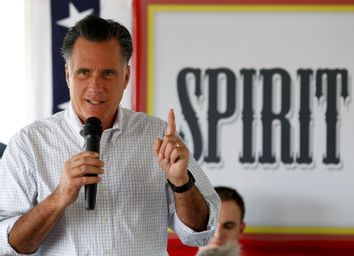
[57, 2, 94, 28]
[58, 101, 70, 110]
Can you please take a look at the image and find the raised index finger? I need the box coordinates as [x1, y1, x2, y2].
[166, 108, 176, 135]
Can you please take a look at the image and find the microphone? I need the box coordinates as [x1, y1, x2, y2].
[82, 117, 103, 210]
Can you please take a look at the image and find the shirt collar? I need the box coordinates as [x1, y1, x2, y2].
[64, 102, 85, 148]
[64, 102, 123, 147]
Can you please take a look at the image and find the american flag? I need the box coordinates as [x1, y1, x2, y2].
[51, 0, 100, 113]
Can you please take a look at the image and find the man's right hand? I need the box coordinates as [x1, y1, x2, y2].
[8, 151, 104, 254]
[54, 151, 104, 208]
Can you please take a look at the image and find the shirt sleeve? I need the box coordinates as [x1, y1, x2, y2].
[167, 152, 221, 247]
[0, 133, 39, 255]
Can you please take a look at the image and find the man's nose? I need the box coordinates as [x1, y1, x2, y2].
[213, 224, 226, 240]
[88, 74, 103, 92]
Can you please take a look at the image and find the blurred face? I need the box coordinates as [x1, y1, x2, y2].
[206, 200, 245, 248]
[66, 38, 130, 129]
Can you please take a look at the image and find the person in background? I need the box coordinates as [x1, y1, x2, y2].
[0, 15, 219, 255]
[197, 186, 246, 256]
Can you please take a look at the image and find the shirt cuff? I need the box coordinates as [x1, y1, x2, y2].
[173, 193, 220, 246]
[173, 213, 213, 247]
[0, 216, 40, 256]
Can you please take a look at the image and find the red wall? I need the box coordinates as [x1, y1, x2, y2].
[167, 233, 354, 256]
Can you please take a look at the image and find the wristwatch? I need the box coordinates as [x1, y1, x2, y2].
[167, 170, 195, 193]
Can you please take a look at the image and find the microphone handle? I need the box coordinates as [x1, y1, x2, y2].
[85, 182, 97, 210]
[85, 134, 100, 210]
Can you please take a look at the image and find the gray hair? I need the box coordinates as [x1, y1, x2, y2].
[61, 14, 133, 65]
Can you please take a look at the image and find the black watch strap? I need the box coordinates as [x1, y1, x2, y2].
[167, 170, 195, 193]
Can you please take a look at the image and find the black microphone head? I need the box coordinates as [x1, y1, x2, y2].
[82, 117, 103, 137]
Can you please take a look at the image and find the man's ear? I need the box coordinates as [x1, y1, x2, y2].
[240, 222, 246, 234]
[65, 63, 70, 87]
[124, 65, 131, 89]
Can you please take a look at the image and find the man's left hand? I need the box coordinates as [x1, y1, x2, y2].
[154, 109, 189, 186]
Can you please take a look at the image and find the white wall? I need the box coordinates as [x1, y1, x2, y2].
[0, 2, 27, 144]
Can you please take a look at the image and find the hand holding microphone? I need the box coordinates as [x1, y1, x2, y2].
[55, 117, 104, 210]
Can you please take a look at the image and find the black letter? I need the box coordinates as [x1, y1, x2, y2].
[297, 69, 313, 164]
[259, 68, 293, 164]
[205, 68, 236, 163]
[177, 68, 203, 161]
[316, 69, 348, 164]
[239, 69, 256, 164]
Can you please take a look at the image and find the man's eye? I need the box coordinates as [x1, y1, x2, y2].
[103, 70, 116, 78]
[222, 222, 236, 229]
[77, 70, 90, 77]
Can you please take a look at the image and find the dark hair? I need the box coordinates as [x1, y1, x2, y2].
[215, 186, 246, 221]
[61, 15, 133, 65]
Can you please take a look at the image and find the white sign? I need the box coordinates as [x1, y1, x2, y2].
[148, 5, 354, 233]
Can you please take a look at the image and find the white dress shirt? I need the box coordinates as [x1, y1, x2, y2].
[0, 104, 220, 256]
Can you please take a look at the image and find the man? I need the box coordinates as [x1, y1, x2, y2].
[0, 15, 219, 255]
[197, 186, 246, 256]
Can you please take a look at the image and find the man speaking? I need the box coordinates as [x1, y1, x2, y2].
[0, 15, 219, 255]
